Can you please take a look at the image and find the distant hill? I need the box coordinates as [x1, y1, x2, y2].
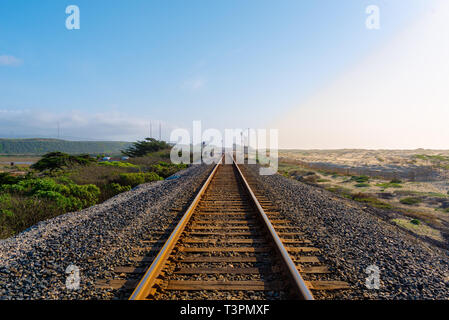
[0, 139, 133, 155]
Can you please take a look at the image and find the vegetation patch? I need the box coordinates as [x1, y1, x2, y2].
[99, 161, 139, 168]
[400, 197, 422, 205]
[116, 172, 163, 188]
[375, 182, 402, 189]
[392, 218, 443, 242]
[351, 192, 392, 209]
[350, 175, 370, 183]
[325, 185, 353, 198]
[354, 183, 370, 188]
[0, 139, 189, 239]
[0, 177, 100, 238]
[0, 177, 100, 211]
[149, 162, 188, 179]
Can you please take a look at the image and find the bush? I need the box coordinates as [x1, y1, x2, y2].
[31, 152, 96, 171]
[355, 183, 370, 188]
[0, 195, 63, 239]
[376, 182, 402, 189]
[0, 172, 22, 185]
[390, 178, 402, 184]
[351, 175, 370, 183]
[116, 173, 145, 187]
[116, 172, 163, 188]
[0, 177, 100, 212]
[410, 219, 420, 225]
[400, 197, 422, 205]
[104, 183, 132, 197]
[144, 172, 164, 182]
[149, 161, 187, 179]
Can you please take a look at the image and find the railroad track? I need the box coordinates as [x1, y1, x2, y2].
[97, 156, 349, 299]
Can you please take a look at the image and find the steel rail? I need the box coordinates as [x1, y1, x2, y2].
[129, 157, 222, 300]
[232, 157, 315, 300]
[130, 154, 313, 300]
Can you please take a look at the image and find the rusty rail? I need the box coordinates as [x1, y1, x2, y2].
[129, 155, 324, 300]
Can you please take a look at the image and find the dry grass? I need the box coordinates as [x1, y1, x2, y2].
[68, 164, 139, 202]
[278, 155, 449, 245]
[392, 218, 443, 242]
[0, 195, 62, 239]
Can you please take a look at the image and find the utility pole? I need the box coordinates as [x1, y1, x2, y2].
[149, 121, 152, 139]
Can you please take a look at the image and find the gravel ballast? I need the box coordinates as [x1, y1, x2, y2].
[0, 164, 212, 300]
[2, 161, 449, 300]
[244, 165, 449, 299]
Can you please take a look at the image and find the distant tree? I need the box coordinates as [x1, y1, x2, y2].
[31, 152, 95, 171]
[121, 138, 170, 158]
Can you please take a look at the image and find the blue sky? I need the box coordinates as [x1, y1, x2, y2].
[0, 0, 441, 146]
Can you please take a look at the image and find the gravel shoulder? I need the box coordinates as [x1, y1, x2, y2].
[245, 165, 449, 299]
[0, 164, 212, 300]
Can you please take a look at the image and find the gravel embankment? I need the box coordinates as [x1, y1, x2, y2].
[245, 165, 449, 299]
[0, 164, 212, 300]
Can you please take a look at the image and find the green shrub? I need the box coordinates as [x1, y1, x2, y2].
[410, 219, 420, 225]
[355, 183, 370, 188]
[0, 172, 22, 185]
[116, 172, 163, 187]
[351, 192, 392, 209]
[351, 175, 370, 183]
[400, 197, 422, 205]
[376, 182, 402, 189]
[99, 161, 139, 168]
[0, 195, 63, 239]
[66, 183, 100, 207]
[390, 178, 402, 184]
[144, 172, 163, 182]
[117, 173, 145, 187]
[149, 161, 187, 179]
[0, 177, 100, 212]
[0, 193, 12, 205]
[0, 209, 14, 217]
[107, 183, 132, 194]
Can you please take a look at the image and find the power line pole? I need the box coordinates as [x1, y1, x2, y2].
[149, 121, 152, 139]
